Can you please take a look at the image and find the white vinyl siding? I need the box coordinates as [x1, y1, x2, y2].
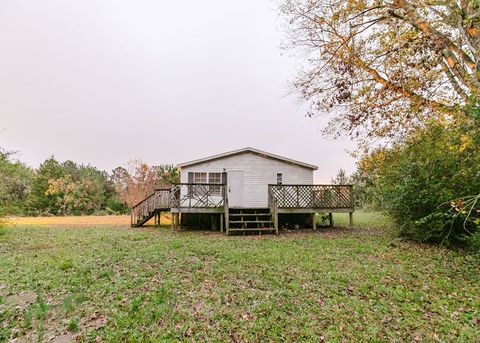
[180, 152, 313, 208]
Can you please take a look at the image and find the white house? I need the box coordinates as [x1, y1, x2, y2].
[177, 147, 318, 208]
[131, 147, 354, 235]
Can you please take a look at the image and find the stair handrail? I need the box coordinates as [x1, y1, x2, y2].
[131, 188, 171, 210]
[131, 188, 172, 227]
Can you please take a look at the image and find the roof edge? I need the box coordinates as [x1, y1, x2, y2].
[177, 147, 318, 170]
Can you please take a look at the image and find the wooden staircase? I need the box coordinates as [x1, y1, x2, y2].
[132, 208, 161, 227]
[131, 189, 171, 227]
[226, 208, 278, 235]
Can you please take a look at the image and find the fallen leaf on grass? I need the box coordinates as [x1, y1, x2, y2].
[80, 311, 107, 331]
[241, 313, 254, 321]
[346, 285, 354, 295]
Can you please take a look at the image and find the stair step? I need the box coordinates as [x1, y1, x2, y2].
[229, 220, 273, 224]
[229, 212, 271, 214]
[229, 213, 271, 217]
[228, 228, 276, 232]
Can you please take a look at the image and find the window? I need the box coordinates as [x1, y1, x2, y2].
[276, 173, 283, 185]
[208, 172, 221, 184]
[190, 172, 207, 196]
[193, 172, 207, 183]
[209, 172, 222, 196]
[189, 172, 223, 196]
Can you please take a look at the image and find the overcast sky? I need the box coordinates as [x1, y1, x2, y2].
[0, 0, 356, 182]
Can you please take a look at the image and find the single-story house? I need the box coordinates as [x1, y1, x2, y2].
[132, 147, 354, 235]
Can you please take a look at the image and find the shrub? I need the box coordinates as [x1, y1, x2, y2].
[369, 117, 480, 245]
[468, 232, 480, 252]
[105, 197, 128, 214]
[0, 207, 6, 230]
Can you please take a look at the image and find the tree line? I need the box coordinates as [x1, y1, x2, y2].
[0, 150, 179, 216]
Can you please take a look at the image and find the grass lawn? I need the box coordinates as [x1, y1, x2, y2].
[0, 213, 479, 342]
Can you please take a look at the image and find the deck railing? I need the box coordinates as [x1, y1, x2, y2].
[268, 184, 354, 209]
[170, 183, 227, 209]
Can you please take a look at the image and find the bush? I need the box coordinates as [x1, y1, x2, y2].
[105, 197, 128, 214]
[0, 207, 6, 229]
[468, 231, 480, 252]
[369, 118, 480, 245]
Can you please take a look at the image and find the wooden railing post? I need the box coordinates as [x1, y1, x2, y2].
[274, 201, 278, 235]
[224, 184, 229, 235]
[350, 185, 354, 208]
[268, 186, 279, 235]
[296, 185, 299, 207]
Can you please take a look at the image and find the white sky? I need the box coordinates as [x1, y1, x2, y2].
[0, 0, 356, 182]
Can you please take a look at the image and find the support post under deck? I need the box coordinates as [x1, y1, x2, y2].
[274, 210, 279, 235]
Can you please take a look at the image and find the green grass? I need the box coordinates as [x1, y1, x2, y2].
[333, 209, 394, 229]
[0, 217, 479, 342]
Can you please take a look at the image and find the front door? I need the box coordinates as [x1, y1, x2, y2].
[227, 170, 244, 207]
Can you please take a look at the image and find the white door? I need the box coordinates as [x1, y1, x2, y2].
[227, 171, 244, 207]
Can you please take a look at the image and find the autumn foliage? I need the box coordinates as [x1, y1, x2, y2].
[281, 1, 480, 247]
[0, 152, 179, 216]
[281, 0, 480, 143]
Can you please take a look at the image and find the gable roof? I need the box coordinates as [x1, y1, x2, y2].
[177, 147, 318, 170]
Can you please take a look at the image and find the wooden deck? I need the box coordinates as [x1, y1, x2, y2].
[131, 183, 354, 233]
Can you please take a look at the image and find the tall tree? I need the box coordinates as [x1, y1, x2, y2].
[331, 168, 349, 184]
[114, 160, 159, 208]
[28, 156, 65, 213]
[156, 164, 180, 187]
[280, 0, 480, 144]
[0, 148, 33, 214]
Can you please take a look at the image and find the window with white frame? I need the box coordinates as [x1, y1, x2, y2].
[276, 173, 283, 185]
[193, 172, 207, 183]
[189, 172, 222, 196]
[208, 172, 222, 196]
[191, 172, 207, 196]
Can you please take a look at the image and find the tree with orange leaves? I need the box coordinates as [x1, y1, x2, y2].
[280, 0, 479, 145]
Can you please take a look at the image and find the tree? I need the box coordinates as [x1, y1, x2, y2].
[0, 148, 33, 214]
[27, 158, 115, 215]
[349, 149, 387, 209]
[280, 0, 480, 144]
[28, 157, 66, 214]
[45, 174, 105, 215]
[331, 168, 349, 185]
[114, 160, 159, 208]
[156, 164, 180, 187]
